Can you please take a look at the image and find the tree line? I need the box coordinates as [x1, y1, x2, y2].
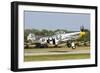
[24, 29, 90, 42]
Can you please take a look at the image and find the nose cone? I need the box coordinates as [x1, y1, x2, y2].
[80, 31, 85, 37]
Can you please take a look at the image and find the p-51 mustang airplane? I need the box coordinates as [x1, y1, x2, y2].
[27, 26, 86, 49]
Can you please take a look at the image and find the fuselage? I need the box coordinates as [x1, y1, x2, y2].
[39, 32, 80, 45]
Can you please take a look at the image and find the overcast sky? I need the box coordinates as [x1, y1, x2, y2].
[24, 11, 90, 31]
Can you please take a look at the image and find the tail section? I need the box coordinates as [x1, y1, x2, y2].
[27, 33, 36, 42]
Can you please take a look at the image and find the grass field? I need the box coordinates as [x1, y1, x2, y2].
[24, 54, 90, 62]
[24, 47, 90, 62]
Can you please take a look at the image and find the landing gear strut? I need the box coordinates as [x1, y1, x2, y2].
[71, 42, 76, 49]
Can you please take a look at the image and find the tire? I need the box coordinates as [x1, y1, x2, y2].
[67, 43, 71, 48]
[66, 41, 72, 48]
[72, 46, 76, 49]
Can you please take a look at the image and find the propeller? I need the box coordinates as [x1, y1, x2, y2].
[80, 25, 85, 37]
[80, 25, 84, 32]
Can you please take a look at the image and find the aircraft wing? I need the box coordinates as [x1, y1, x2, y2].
[60, 32, 80, 42]
[64, 32, 80, 36]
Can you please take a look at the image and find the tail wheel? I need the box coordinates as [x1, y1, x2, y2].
[72, 45, 76, 49]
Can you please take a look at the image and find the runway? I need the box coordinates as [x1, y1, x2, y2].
[24, 47, 90, 56]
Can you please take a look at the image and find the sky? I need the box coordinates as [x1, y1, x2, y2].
[24, 11, 90, 31]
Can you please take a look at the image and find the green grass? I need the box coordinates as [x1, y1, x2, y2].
[24, 54, 90, 62]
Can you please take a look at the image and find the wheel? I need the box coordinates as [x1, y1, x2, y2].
[67, 43, 71, 48]
[72, 46, 76, 49]
[66, 40, 72, 48]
